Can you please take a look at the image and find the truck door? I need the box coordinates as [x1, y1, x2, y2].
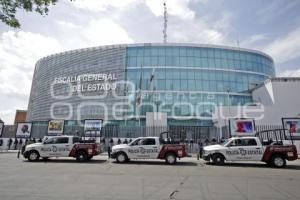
[127, 138, 141, 159]
[240, 138, 263, 161]
[139, 138, 160, 159]
[226, 138, 263, 161]
[41, 137, 70, 157]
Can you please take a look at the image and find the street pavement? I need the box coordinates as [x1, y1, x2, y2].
[0, 152, 300, 200]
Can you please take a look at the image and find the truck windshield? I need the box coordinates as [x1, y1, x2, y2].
[129, 138, 141, 146]
[222, 139, 232, 146]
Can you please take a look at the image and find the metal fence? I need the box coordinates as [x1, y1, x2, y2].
[1, 123, 284, 142]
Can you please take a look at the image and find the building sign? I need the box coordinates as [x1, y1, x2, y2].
[16, 122, 32, 138]
[0, 122, 4, 137]
[48, 120, 64, 135]
[84, 119, 103, 137]
[229, 118, 256, 137]
[282, 118, 300, 140]
[54, 73, 118, 93]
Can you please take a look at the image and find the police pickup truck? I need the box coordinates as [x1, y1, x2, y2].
[203, 136, 298, 168]
[111, 137, 187, 164]
[23, 136, 100, 162]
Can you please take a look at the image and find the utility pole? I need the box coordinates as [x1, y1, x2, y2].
[163, 0, 168, 43]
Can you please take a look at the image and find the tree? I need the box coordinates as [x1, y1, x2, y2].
[0, 0, 59, 28]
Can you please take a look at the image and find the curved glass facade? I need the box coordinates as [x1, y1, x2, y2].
[27, 43, 275, 126]
[125, 45, 274, 125]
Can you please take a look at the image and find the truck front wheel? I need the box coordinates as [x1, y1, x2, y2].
[165, 153, 177, 165]
[212, 154, 225, 165]
[116, 152, 128, 163]
[28, 150, 40, 162]
[271, 155, 286, 168]
[76, 151, 88, 162]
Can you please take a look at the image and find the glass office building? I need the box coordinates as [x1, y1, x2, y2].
[27, 43, 275, 126]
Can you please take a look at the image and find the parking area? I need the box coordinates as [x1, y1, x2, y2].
[0, 152, 300, 200]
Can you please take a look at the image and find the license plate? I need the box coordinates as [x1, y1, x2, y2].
[287, 152, 294, 157]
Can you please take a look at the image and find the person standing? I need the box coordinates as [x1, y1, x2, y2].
[108, 138, 114, 158]
[18, 139, 23, 150]
[199, 142, 203, 158]
[117, 138, 121, 145]
[7, 138, 12, 150]
[14, 138, 18, 150]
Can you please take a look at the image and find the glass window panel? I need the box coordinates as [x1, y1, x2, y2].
[203, 81, 209, 91]
[144, 48, 151, 56]
[180, 70, 188, 79]
[174, 57, 180, 66]
[136, 56, 143, 66]
[173, 70, 180, 79]
[221, 50, 227, 59]
[180, 56, 187, 66]
[151, 47, 159, 56]
[166, 47, 173, 56]
[165, 56, 173, 66]
[195, 57, 201, 67]
[187, 48, 193, 56]
[166, 80, 173, 90]
[195, 81, 202, 90]
[166, 69, 173, 79]
[187, 58, 194, 67]
[172, 47, 179, 56]
[173, 80, 181, 90]
[179, 47, 187, 56]
[207, 49, 214, 58]
[157, 80, 166, 90]
[200, 48, 208, 57]
[180, 80, 188, 90]
[188, 70, 195, 79]
[158, 56, 165, 65]
[157, 68, 165, 79]
[158, 47, 165, 56]
[143, 56, 151, 66]
[208, 59, 215, 68]
[214, 49, 221, 58]
[215, 59, 221, 67]
[137, 48, 144, 56]
[201, 58, 208, 68]
[188, 80, 196, 90]
[127, 48, 137, 56]
[151, 56, 158, 65]
[195, 71, 202, 79]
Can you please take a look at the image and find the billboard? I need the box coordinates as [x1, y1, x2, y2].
[0, 122, 4, 137]
[16, 122, 32, 138]
[84, 119, 103, 137]
[229, 118, 256, 136]
[48, 120, 64, 135]
[282, 118, 300, 140]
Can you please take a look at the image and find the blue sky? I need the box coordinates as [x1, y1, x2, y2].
[0, 0, 300, 123]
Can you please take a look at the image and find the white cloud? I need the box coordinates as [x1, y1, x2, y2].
[263, 27, 300, 64]
[81, 19, 134, 46]
[72, 0, 138, 12]
[0, 31, 63, 123]
[279, 69, 300, 77]
[145, 0, 196, 20]
[241, 34, 269, 48]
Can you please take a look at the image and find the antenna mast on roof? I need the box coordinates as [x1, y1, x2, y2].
[163, 0, 168, 43]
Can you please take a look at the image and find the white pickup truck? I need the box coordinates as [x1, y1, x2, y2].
[111, 137, 187, 164]
[23, 136, 101, 162]
[203, 136, 298, 168]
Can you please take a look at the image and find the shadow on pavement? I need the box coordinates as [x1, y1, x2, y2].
[22, 159, 107, 164]
[205, 162, 300, 170]
[111, 160, 198, 166]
